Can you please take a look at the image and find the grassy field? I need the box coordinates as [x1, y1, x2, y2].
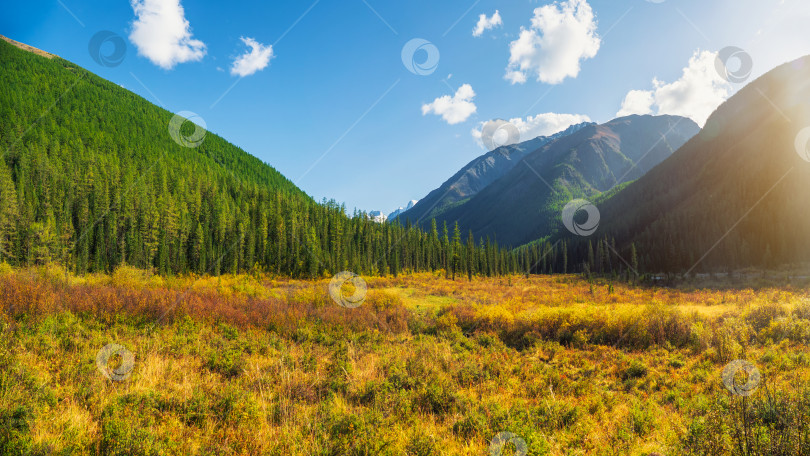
[2, 264, 810, 455]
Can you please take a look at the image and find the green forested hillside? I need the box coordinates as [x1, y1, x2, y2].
[0, 37, 527, 278]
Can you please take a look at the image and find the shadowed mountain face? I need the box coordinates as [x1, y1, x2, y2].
[570, 55, 810, 272]
[396, 122, 593, 223]
[405, 115, 698, 247]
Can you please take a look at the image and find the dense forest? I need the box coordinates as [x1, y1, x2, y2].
[0, 38, 562, 279]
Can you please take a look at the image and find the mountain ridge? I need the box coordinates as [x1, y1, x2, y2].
[0, 34, 56, 59]
[396, 122, 594, 224]
[404, 114, 699, 246]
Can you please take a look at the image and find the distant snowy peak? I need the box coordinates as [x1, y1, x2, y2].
[368, 210, 387, 223]
[388, 200, 418, 220]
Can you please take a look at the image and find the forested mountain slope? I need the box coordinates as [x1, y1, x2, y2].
[0, 37, 521, 277]
[563, 54, 810, 272]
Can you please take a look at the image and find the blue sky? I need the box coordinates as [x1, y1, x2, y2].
[4, 0, 810, 215]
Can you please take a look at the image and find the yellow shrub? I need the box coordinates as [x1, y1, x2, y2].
[111, 264, 152, 288]
[476, 304, 515, 327]
[367, 290, 403, 311]
[435, 312, 459, 333]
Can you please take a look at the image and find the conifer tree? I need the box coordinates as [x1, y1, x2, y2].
[451, 222, 461, 280]
[466, 230, 474, 281]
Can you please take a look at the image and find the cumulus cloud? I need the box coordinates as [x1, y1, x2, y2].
[616, 90, 654, 117]
[230, 37, 274, 77]
[422, 84, 477, 125]
[505, 0, 600, 85]
[473, 10, 503, 37]
[615, 50, 730, 126]
[129, 0, 206, 69]
[471, 112, 592, 148]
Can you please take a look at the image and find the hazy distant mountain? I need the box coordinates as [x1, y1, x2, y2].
[567, 55, 810, 272]
[388, 200, 418, 220]
[409, 115, 699, 246]
[395, 122, 593, 223]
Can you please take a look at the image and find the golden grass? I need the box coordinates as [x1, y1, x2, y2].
[1, 265, 810, 454]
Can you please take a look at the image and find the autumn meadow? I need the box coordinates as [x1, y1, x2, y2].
[2, 264, 810, 455]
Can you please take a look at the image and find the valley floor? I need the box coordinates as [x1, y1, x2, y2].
[1, 264, 810, 455]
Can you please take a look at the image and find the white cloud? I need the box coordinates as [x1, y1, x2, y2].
[471, 112, 591, 148]
[504, 70, 527, 85]
[473, 10, 503, 37]
[230, 37, 274, 77]
[616, 90, 654, 117]
[422, 84, 477, 125]
[129, 0, 206, 69]
[616, 50, 730, 126]
[505, 0, 600, 85]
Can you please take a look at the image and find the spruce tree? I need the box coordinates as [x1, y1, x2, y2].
[451, 222, 461, 280]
